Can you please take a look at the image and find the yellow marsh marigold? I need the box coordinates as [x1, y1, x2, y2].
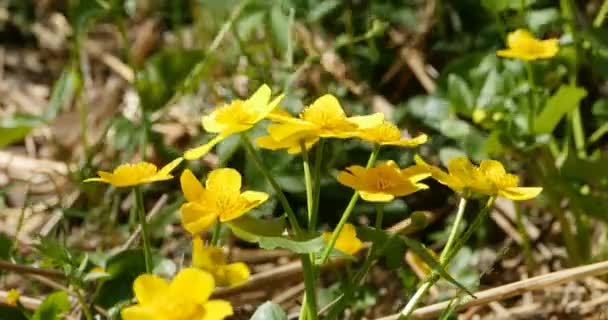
[84, 158, 183, 187]
[414, 155, 542, 200]
[121, 268, 232, 320]
[260, 94, 384, 147]
[356, 121, 428, 147]
[255, 134, 320, 154]
[6, 289, 20, 306]
[184, 84, 283, 160]
[192, 236, 250, 287]
[180, 168, 269, 235]
[497, 29, 558, 61]
[322, 223, 363, 255]
[337, 160, 431, 202]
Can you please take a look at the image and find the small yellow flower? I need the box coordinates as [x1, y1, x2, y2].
[121, 268, 232, 320]
[84, 158, 183, 187]
[184, 84, 283, 160]
[180, 168, 269, 235]
[255, 134, 319, 154]
[260, 95, 384, 150]
[6, 289, 20, 306]
[192, 236, 250, 287]
[322, 223, 363, 255]
[337, 160, 430, 202]
[356, 121, 428, 147]
[414, 155, 542, 200]
[497, 29, 558, 61]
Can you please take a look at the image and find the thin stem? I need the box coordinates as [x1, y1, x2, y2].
[301, 141, 314, 227]
[240, 134, 303, 235]
[311, 140, 325, 231]
[571, 109, 586, 158]
[300, 256, 318, 320]
[211, 220, 221, 246]
[75, 288, 93, 320]
[593, 0, 608, 27]
[515, 204, 536, 271]
[135, 187, 153, 273]
[375, 204, 384, 229]
[399, 197, 470, 319]
[525, 62, 536, 134]
[319, 145, 381, 264]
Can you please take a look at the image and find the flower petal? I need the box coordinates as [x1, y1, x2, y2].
[121, 305, 158, 320]
[347, 112, 385, 129]
[359, 191, 394, 202]
[240, 190, 269, 205]
[390, 134, 428, 147]
[206, 168, 242, 193]
[221, 262, 250, 286]
[500, 187, 542, 201]
[155, 157, 183, 177]
[201, 300, 234, 320]
[243, 84, 271, 114]
[184, 135, 226, 160]
[132, 274, 169, 305]
[180, 169, 205, 202]
[169, 268, 215, 305]
[181, 203, 218, 235]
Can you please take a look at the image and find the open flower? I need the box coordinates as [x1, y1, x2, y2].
[497, 29, 558, 61]
[337, 160, 430, 202]
[180, 168, 269, 235]
[322, 223, 363, 255]
[6, 289, 20, 306]
[356, 121, 428, 147]
[84, 158, 183, 187]
[259, 95, 384, 151]
[255, 134, 319, 154]
[121, 268, 232, 320]
[184, 84, 283, 160]
[192, 236, 250, 287]
[414, 155, 542, 200]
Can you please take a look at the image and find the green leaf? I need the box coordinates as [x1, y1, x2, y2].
[258, 236, 325, 254]
[357, 226, 406, 269]
[400, 236, 475, 296]
[535, 85, 587, 134]
[94, 249, 146, 308]
[481, 0, 536, 12]
[307, 0, 341, 22]
[32, 291, 70, 320]
[226, 215, 286, 243]
[135, 49, 205, 111]
[45, 64, 80, 122]
[476, 70, 500, 108]
[0, 119, 33, 148]
[0, 233, 11, 259]
[269, 5, 289, 55]
[250, 301, 287, 320]
[447, 74, 474, 116]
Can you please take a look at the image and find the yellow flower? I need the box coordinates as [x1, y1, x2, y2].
[84, 158, 183, 187]
[356, 121, 428, 147]
[414, 155, 542, 200]
[184, 84, 283, 160]
[260, 95, 384, 150]
[322, 223, 363, 255]
[180, 168, 269, 235]
[255, 134, 319, 154]
[337, 160, 430, 202]
[192, 236, 250, 287]
[497, 29, 558, 61]
[6, 289, 20, 306]
[121, 268, 232, 320]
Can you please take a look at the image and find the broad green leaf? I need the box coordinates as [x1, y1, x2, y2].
[357, 226, 406, 269]
[32, 291, 70, 320]
[535, 85, 587, 134]
[400, 236, 475, 296]
[440, 119, 470, 138]
[526, 9, 560, 34]
[94, 249, 146, 308]
[307, 0, 340, 22]
[250, 301, 287, 320]
[227, 215, 286, 243]
[135, 49, 205, 111]
[0, 123, 32, 148]
[447, 74, 474, 116]
[258, 236, 325, 254]
[476, 70, 500, 108]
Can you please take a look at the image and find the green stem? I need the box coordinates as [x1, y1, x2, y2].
[74, 288, 93, 320]
[525, 62, 536, 134]
[319, 145, 381, 264]
[311, 140, 325, 231]
[301, 141, 314, 227]
[375, 204, 384, 229]
[399, 197, 470, 319]
[571, 109, 586, 158]
[300, 256, 318, 320]
[515, 204, 536, 271]
[593, 0, 608, 27]
[240, 133, 303, 235]
[211, 220, 221, 246]
[135, 187, 153, 273]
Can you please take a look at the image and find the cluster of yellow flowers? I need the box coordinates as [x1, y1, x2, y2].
[85, 55, 543, 317]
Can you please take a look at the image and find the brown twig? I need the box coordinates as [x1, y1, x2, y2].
[0, 259, 64, 278]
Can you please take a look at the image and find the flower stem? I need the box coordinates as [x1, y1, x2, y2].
[593, 0, 608, 27]
[135, 187, 153, 273]
[311, 140, 325, 231]
[240, 133, 303, 235]
[211, 220, 221, 246]
[319, 144, 381, 264]
[525, 62, 536, 134]
[399, 197, 468, 319]
[301, 141, 314, 228]
[299, 256, 318, 320]
[74, 288, 93, 320]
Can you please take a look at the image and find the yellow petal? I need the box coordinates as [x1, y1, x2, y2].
[184, 135, 226, 160]
[202, 300, 234, 320]
[401, 165, 432, 183]
[507, 29, 534, 48]
[169, 268, 214, 305]
[132, 274, 169, 305]
[267, 121, 317, 142]
[154, 157, 183, 178]
[206, 168, 242, 193]
[180, 169, 205, 202]
[347, 112, 385, 129]
[302, 94, 346, 121]
[222, 262, 250, 286]
[332, 223, 363, 255]
[500, 187, 542, 201]
[243, 84, 272, 114]
[359, 191, 395, 202]
[181, 203, 218, 235]
[192, 236, 226, 270]
[219, 191, 269, 222]
[240, 190, 270, 204]
[121, 306, 158, 320]
[389, 134, 428, 147]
